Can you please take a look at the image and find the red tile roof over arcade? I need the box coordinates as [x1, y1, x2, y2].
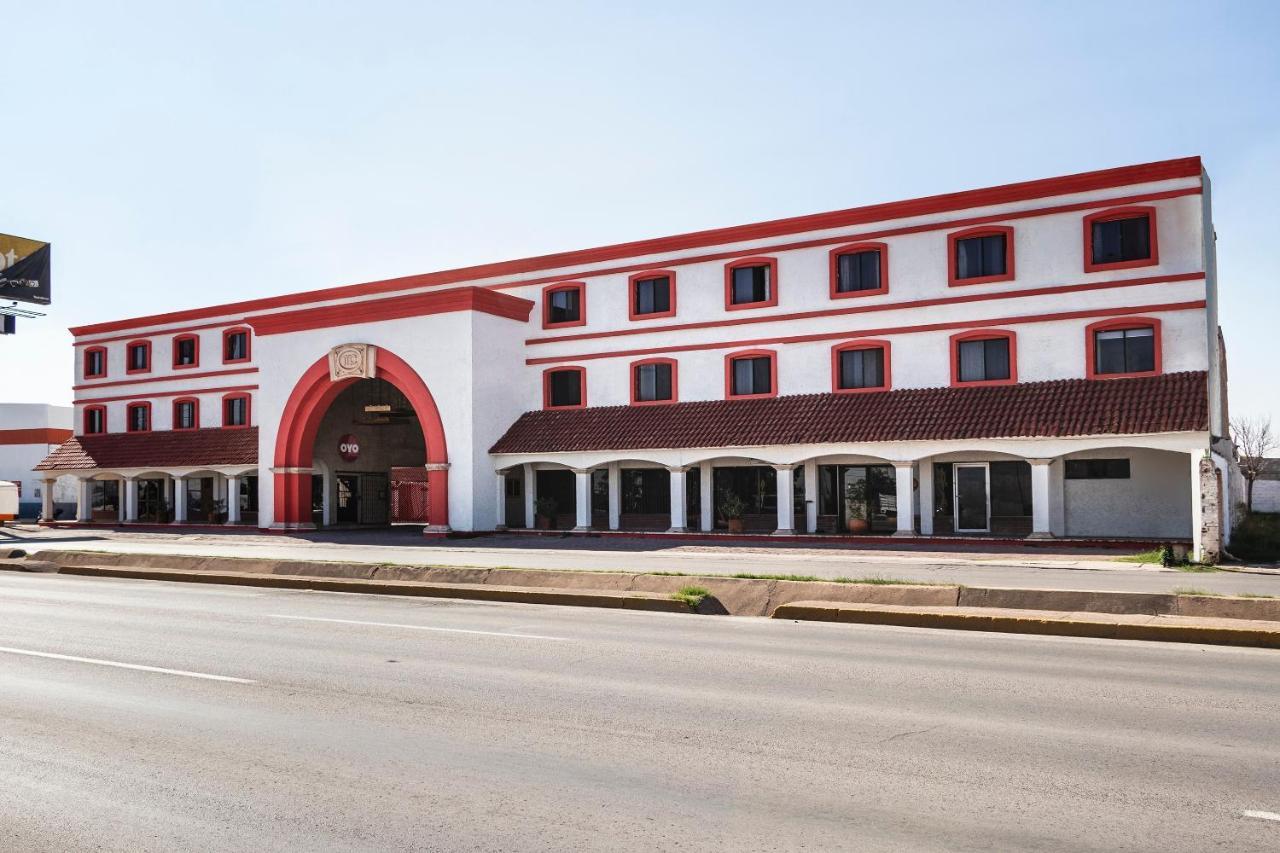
[490, 372, 1208, 454]
[35, 427, 259, 471]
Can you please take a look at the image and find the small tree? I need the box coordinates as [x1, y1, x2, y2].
[1231, 415, 1276, 513]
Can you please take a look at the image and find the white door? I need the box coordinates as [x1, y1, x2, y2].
[953, 463, 991, 533]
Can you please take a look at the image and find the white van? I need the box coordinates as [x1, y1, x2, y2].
[0, 481, 17, 523]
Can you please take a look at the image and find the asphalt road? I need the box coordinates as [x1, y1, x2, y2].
[1, 571, 1278, 852]
[6, 525, 1280, 595]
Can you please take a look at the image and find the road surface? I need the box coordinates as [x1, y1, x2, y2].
[1, 570, 1278, 851]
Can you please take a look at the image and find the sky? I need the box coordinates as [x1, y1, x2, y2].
[2, 1, 1278, 423]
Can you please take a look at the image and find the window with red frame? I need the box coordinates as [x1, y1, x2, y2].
[84, 348, 106, 378]
[173, 335, 198, 367]
[1090, 213, 1152, 267]
[174, 399, 199, 430]
[84, 407, 106, 434]
[127, 342, 150, 372]
[633, 361, 674, 403]
[223, 395, 249, 427]
[631, 273, 674, 318]
[956, 336, 1012, 383]
[545, 368, 583, 408]
[833, 247, 883, 294]
[728, 354, 774, 397]
[126, 403, 150, 432]
[1093, 326, 1156, 375]
[728, 262, 772, 306]
[224, 329, 250, 362]
[954, 232, 1009, 281]
[835, 345, 887, 390]
[544, 285, 583, 326]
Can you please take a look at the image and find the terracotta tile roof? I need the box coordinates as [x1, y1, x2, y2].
[491, 372, 1208, 454]
[35, 427, 259, 471]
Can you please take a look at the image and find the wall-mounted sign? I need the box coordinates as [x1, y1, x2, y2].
[338, 434, 361, 462]
[0, 234, 51, 306]
[328, 343, 376, 381]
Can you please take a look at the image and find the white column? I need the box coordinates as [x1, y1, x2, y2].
[699, 461, 714, 532]
[1190, 452, 1205, 562]
[607, 463, 621, 530]
[40, 479, 55, 521]
[573, 469, 592, 531]
[1028, 459, 1053, 538]
[173, 476, 188, 523]
[227, 474, 242, 524]
[668, 466, 688, 532]
[124, 477, 139, 522]
[893, 463, 915, 536]
[803, 460, 818, 533]
[522, 464, 535, 530]
[917, 458, 935, 536]
[76, 478, 92, 522]
[494, 471, 507, 530]
[773, 464, 796, 535]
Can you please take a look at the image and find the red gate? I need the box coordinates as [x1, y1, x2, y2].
[389, 467, 430, 524]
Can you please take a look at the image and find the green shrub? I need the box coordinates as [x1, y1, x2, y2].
[1231, 512, 1280, 563]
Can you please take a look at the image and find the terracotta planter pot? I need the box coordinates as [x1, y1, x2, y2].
[727, 518, 744, 533]
[846, 517, 870, 534]
[535, 515, 553, 531]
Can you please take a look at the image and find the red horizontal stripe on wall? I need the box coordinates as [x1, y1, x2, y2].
[0, 428, 73, 446]
[246, 286, 534, 336]
[72, 367, 258, 392]
[524, 301, 1208, 365]
[74, 384, 259, 406]
[69, 158, 1201, 338]
[74, 319, 249, 347]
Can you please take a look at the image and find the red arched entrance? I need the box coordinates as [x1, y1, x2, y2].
[273, 348, 449, 530]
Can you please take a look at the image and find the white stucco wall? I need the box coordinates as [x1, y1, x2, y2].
[1253, 480, 1280, 514]
[1062, 447, 1193, 539]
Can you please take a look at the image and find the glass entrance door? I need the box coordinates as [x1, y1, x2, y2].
[954, 463, 990, 533]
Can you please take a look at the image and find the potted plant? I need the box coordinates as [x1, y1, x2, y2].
[212, 498, 228, 525]
[534, 496, 558, 530]
[718, 490, 747, 533]
[844, 479, 870, 534]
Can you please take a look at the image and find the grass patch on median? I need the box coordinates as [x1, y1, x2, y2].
[671, 585, 711, 608]
[1171, 586, 1222, 597]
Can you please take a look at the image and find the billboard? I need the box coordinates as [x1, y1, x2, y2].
[0, 234, 51, 306]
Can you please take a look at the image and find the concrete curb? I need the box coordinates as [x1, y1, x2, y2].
[772, 601, 1280, 649]
[54, 565, 693, 613]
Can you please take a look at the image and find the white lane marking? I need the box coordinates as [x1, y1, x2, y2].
[269, 614, 568, 641]
[1242, 810, 1280, 822]
[0, 645, 256, 684]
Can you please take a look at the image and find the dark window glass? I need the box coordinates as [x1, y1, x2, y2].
[224, 397, 247, 426]
[86, 350, 105, 376]
[730, 264, 770, 304]
[128, 344, 148, 371]
[128, 405, 149, 432]
[955, 233, 1008, 280]
[633, 276, 671, 316]
[175, 401, 196, 429]
[548, 370, 582, 407]
[989, 461, 1032, 517]
[621, 469, 671, 515]
[731, 356, 772, 396]
[1091, 215, 1151, 265]
[1065, 458, 1131, 479]
[1094, 327, 1155, 375]
[225, 331, 248, 361]
[634, 362, 673, 402]
[957, 338, 1011, 382]
[86, 408, 105, 434]
[835, 250, 881, 293]
[838, 347, 885, 389]
[175, 337, 197, 366]
[547, 288, 581, 324]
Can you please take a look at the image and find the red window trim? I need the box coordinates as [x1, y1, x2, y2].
[541, 282, 587, 330]
[627, 270, 678, 321]
[124, 340, 152, 375]
[628, 357, 679, 406]
[1084, 316, 1163, 380]
[172, 333, 201, 369]
[947, 225, 1016, 287]
[172, 397, 200, 431]
[724, 348, 779, 399]
[83, 346, 108, 379]
[221, 392, 251, 428]
[724, 257, 779, 311]
[949, 329, 1018, 387]
[1082, 205, 1159, 273]
[222, 326, 253, 364]
[830, 339, 892, 394]
[83, 404, 107, 435]
[125, 401, 152, 433]
[542, 366, 587, 410]
[828, 242, 889, 300]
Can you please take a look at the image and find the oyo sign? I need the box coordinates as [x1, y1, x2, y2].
[338, 434, 360, 462]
